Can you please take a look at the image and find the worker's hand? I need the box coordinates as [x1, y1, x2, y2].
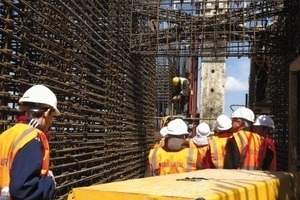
[172, 95, 181, 101]
[48, 170, 57, 188]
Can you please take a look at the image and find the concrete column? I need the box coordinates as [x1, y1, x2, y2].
[197, 1, 228, 129]
[199, 56, 226, 128]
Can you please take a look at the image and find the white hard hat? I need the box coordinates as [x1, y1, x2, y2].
[193, 122, 210, 145]
[253, 115, 275, 129]
[165, 118, 189, 135]
[196, 122, 210, 136]
[19, 85, 60, 116]
[159, 126, 168, 137]
[215, 114, 232, 131]
[231, 107, 254, 122]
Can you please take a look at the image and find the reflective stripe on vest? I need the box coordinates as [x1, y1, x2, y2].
[234, 130, 265, 170]
[150, 148, 158, 176]
[235, 131, 248, 168]
[149, 148, 197, 175]
[11, 127, 36, 161]
[153, 139, 164, 149]
[188, 139, 196, 148]
[209, 137, 228, 169]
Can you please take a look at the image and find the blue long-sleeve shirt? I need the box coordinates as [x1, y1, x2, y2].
[9, 138, 55, 200]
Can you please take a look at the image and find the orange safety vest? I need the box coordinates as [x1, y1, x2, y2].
[188, 139, 208, 169]
[233, 130, 266, 170]
[209, 136, 228, 169]
[265, 137, 277, 171]
[148, 147, 197, 176]
[0, 123, 50, 194]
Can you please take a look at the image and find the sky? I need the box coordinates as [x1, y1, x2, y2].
[224, 57, 250, 116]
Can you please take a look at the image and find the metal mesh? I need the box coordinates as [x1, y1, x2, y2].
[130, 0, 285, 57]
[0, 0, 156, 199]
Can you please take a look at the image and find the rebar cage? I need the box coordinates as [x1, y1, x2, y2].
[1, 0, 156, 199]
[1, 0, 300, 199]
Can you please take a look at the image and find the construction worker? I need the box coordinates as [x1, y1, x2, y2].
[205, 114, 232, 169]
[153, 116, 172, 148]
[224, 107, 266, 170]
[253, 115, 277, 171]
[188, 122, 211, 169]
[0, 85, 60, 200]
[172, 76, 189, 116]
[148, 118, 198, 176]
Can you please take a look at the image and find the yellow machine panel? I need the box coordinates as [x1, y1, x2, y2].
[67, 169, 299, 200]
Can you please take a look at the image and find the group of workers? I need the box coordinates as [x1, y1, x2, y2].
[0, 84, 277, 199]
[147, 107, 276, 176]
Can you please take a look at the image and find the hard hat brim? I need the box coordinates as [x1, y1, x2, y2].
[53, 108, 61, 116]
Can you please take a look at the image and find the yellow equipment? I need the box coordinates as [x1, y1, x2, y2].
[67, 169, 300, 200]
